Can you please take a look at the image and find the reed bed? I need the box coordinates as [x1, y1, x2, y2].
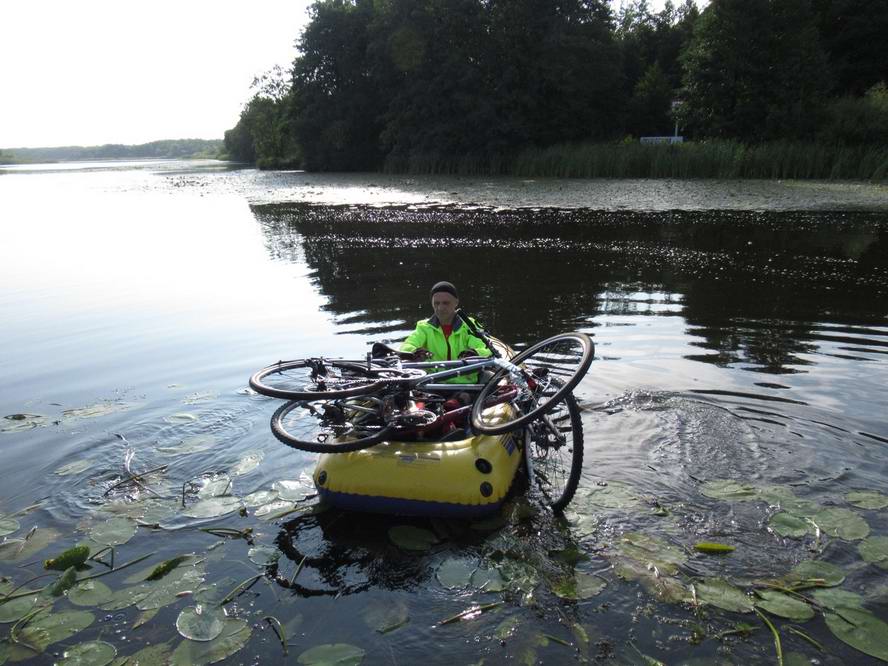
[383, 140, 888, 180]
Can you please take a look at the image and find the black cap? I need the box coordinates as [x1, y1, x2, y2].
[430, 281, 458, 298]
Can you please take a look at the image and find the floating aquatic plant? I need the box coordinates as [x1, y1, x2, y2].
[89, 517, 137, 547]
[170, 617, 251, 665]
[57, 639, 116, 666]
[846, 491, 888, 510]
[53, 460, 93, 476]
[44, 544, 91, 570]
[67, 580, 114, 607]
[362, 599, 409, 634]
[182, 497, 242, 519]
[754, 590, 815, 621]
[435, 557, 477, 589]
[0, 514, 20, 537]
[387, 525, 438, 551]
[695, 578, 755, 613]
[296, 643, 365, 665]
[176, 605, 226, 641]
[858, 536, 888, 570]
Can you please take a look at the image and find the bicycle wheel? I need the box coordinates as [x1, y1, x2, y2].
[523, 392, 583, 512]
[270, 397, 395, 453]
[250, 359, 410, 400]
[471, 332, 593, 435]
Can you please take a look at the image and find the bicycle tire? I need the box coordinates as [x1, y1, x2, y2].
[250, 359, 405, 400]
[524, 391, 583, 512]
[470, 332, 594, 435]
[270, 399, 395, 453]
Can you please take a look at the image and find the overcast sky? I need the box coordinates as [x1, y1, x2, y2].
[1, 0, 678, 149]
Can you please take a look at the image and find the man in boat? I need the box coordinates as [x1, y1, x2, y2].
[400, 281, 492, 385]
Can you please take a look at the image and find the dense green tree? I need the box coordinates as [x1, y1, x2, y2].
[681, 0, 828, 141]
[289, 0, 384, 170]
[813, 0, 888, 96]
[627, 62, 674, 135]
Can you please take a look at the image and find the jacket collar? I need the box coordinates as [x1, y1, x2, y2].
[427, 314, 463, 331]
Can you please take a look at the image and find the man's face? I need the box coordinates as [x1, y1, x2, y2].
[431, 291, 459, 324]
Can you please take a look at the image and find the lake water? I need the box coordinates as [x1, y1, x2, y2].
[1, 160, 887, 664]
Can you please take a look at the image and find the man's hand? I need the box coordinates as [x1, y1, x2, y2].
[411, 348, 432, 361]
[458, 350, 479, 359]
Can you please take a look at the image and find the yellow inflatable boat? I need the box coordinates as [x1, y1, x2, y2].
[313, 420, 523, 518]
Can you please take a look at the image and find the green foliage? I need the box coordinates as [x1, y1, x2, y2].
[5, 139, 223, 163]
[222, 0, 885, 176]
[681, 0, 829, 141]
[820, 83, 888, 146]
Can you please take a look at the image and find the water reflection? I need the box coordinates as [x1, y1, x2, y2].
[252, 203, 888, 378]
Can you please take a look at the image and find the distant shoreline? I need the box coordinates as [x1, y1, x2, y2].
[0, 138, 224, 165]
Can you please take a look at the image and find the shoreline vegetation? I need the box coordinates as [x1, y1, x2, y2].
[0, 139, 223, 165]
[386, 140, 888, 181]
[223, 0, 888, 182]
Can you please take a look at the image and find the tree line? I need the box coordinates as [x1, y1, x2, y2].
[0, 139, 223, 164]
[225, 0, 888, 175]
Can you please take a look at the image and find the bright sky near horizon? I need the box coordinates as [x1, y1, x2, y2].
[1, 0, 677, 149]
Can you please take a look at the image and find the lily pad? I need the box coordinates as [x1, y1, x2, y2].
[769, 512, 812, 538]
[0, 595, 41, 623]
[158, 434, 218, 455]
[137, 566, 206, 611]
[809, 507, 869, 540]
[471, 566, 506, 592]
[700, 480, 759, 501]
[388, 525, 438, 551]
[17, 609, 95, 652]
[614, 559, 690, 604]
[297, 643, 365, 665]
[436, 557, 477, 589]
[858, 536, 888, 570]
[89, 517, 138, 546]
[254, 500, 298, 519]
[581, 481, 641, 509]
[68, 580, 115, 607]
[171, 618, 251, 665]
[132, 608, 159, 629]
[0, 514, 20, 537]
[846, 491, 888, 510]
[617, 532, 687, 575]
[695, 578, 754, 613]
[362, 599, 409, 634]
[63, 403, 131, 419]
[54, 460, 93, 476]
[247, 545, 280, 567]
[1, 413, 48, 433]
[182, 496, 242, 519]
[242, 490, 279, 507]
[811, 588, 865, 611]
[176, 605, 226, 641]
[789, 560, 846, 587]
[198, 474, 232, 499]
[754, 590, 815, 621]
[58, 640, 117, 666]
[823, 606, 888, 662]
[551, 572, 607, 600]
[114, 643, 172, 665]
[99, 585, 151, 611]
[0, 527, 60, 561]
[231, 452, 263, 476]
[272, 479, 311, 501]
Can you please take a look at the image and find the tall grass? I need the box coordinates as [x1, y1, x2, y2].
[383, 140, 888, 180]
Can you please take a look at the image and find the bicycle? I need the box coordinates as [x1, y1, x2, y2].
[249, 317, 593, 511]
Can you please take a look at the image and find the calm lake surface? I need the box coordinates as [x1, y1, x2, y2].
[1, 160, 887, 664]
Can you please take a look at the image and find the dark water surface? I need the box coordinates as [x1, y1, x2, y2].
[1, 161, 888, 664]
